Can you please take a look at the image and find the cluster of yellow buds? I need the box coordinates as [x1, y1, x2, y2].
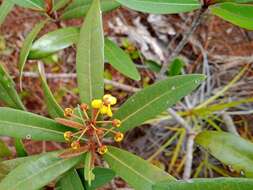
[91, 94, 117, 117]
[58, 94, 124, 156]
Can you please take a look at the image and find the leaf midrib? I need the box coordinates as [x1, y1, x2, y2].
[5, 158, 70, 190]
[120, 78, 199, 124]
[106, 151, 154, 185]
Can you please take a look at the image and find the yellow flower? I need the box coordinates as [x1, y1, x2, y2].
[114, 132, 124, 142]
[64, 108, 73, 117]
[103, 94, 117, 105]
[100, 105, 108, 114]
[91, 99, 102, 109]
[71, 141, 80, 150]
[64, 131, 72, 141]
[97, 145, 108, 155]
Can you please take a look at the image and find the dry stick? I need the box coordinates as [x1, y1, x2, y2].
[156, 8, 207, 179]
[22, 72, 140, 93]
[158, 8, 207, 79]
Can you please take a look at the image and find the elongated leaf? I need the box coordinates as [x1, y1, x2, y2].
[0, 150, 60, 180]
[14, 139, 27, 157]
[0, 151, 82, 190]
[38, 64, 64, 118]
[29, 27, 80, 59]
[84, 167, 115, 190]
[29, 27, 139, 80]
[19, 20, 47, 88]
[153, 178, 253, 190]
[115, 0, 200, 14]
[114, 74, 205, 133]
[195, 131, 253, 177]
[0, 64, 25, 110]
[104, 146, 174, 190]
[0, 107, 69, 142]
[58, 169, 84, 190]
[10, 0, 44, 10]
[76, 0, 104, 103]
[62, 0, 120, 19]
[104, 38, 140, 80]
[211, 2, 253, 30]
[0, 0, 14, 26]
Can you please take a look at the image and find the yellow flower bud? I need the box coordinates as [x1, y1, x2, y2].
[106, 105, 113, 117]
[71, 141, 80, 150]
[64, 131, 72, 141]
[114, 132, 124, 142]
[64, 108, 73, 117]
[97, 145, 108, 155]
[103, 94, 117, 105]
[91, 99, 102, 109]
[112, 119, 121, 128]
[100, 105, 108, 115]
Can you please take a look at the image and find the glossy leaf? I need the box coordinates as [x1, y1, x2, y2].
[104, 146, 174, 190]
[114, 74, 205, 133]
[10, 0, 44, 10]
[38, 64, 64, 118]
[0, 151, 82, 190]
[58, 169, 84, 190]
[195, 131, 253, 177]
[0, 151, 59, 180]
[19, 20, 47, 88]
[0, 0, 14, 26]
[61, 0, 120, 19]
[0, 107, 69, 142]
[29, 27, 80, 59]
[76, 0, 104, 103]
[84, 167, 115, 190]
[0, 64, 25, 110]
[153, 178, 253, 190]
[115, 0, 200, 14]
[211, 2, 253, 30]
[104, 38, 140, 81]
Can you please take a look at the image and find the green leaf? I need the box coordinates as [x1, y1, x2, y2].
[19, 20, 47, 88]
[10, 0, 44, 10]
[14, 139, 27, 157]
[195, 131, 253, 177]
[210, 2, 253, 30]
[0, 64, 25, 110]
[61, 0, 120, 19]
[84, 152, 95, 186]
[84, 167, 115, 190]
[58, 169, 84, 190]
[0, 140, 11, 158]
[0, 107, 69, 142]
[0, 151, 82, 190]
[105, 38, 140, 81]
[114, 74, 205, 133]
[53, 0, 71, 11]
[0, 151, 59, 180]
[76, 0, 104, 103]
[168, 58, 184, 76]
[29, 27, 80, 59]
[115, 0, 200, 14]
[38, 64, 64, 118]
[153, 178, 253, 190]
[104, 146, 174, 190]
[0, 0, 14, 26]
